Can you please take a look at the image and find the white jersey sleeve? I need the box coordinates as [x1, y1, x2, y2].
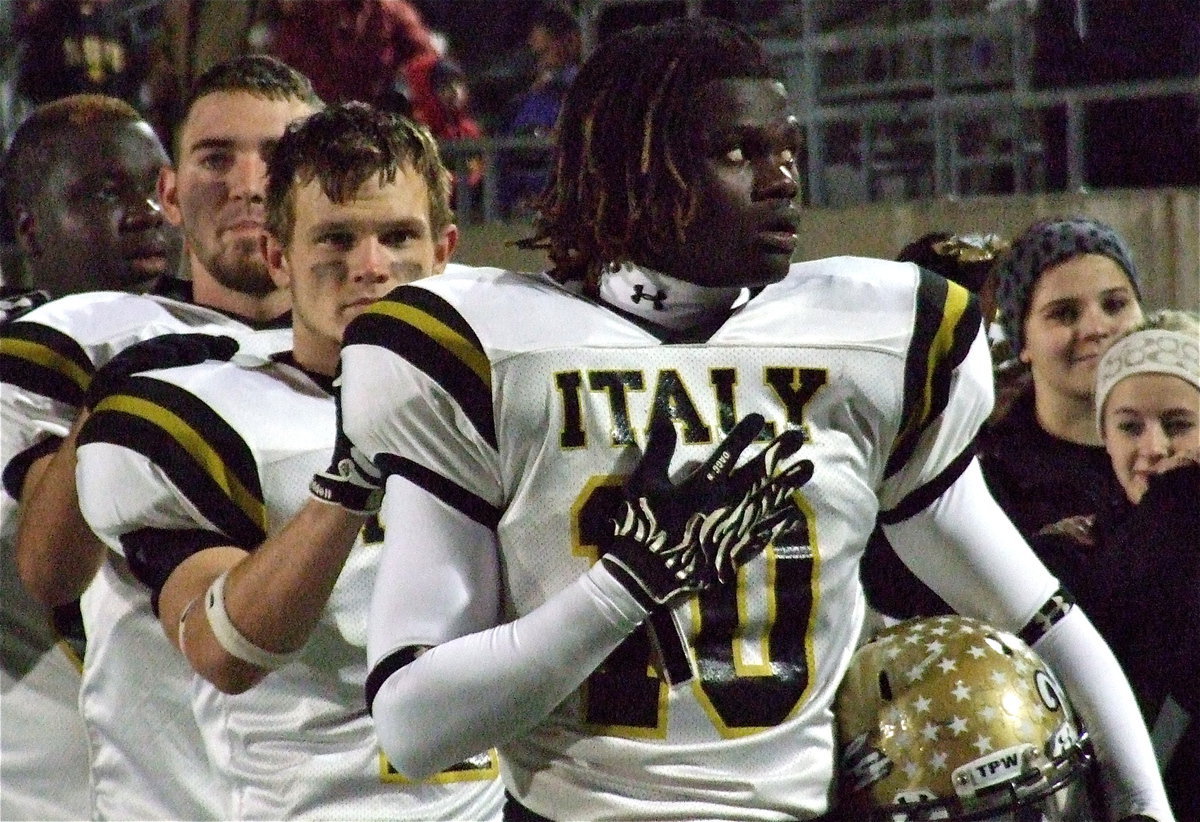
[76, 372, 259, 577]
[1, 292, 278, 545]
[874, 268, 993, 521]
[340, 284, 504, 511]
[77, 328, 305, 568]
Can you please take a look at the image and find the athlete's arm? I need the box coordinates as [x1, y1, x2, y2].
[72, 374, 370, 695]
[15, 411, 106, 606]
[367, 475, 648, 781]
[160, 499, 368, 694]
[15, 333, 244, 607]
[882, 459, 1174, 822]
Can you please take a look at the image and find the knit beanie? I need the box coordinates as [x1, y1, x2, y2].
[1095, 327, 1200, 436]
[994, 217, 1140, 355]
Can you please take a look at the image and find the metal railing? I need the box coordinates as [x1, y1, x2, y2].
[437, 0, 1200, 219]
[441, 134, 553, 225]
[439, 75, 1198, 222]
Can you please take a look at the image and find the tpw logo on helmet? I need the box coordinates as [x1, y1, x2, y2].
[958, 744, 1028, 790]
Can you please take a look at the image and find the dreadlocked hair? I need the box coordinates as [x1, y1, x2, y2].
[265, 102, 453, 248]
[521, 17, 775, 290]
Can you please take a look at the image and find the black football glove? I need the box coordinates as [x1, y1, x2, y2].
[84, 333, 240, 409]
[309, 431, 383, 515]
[600, 413, 813, 609]
[707, 426, 814, 583]
[309, 383, 383, 515]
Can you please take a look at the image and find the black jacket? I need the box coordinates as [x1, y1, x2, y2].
[1034, 463, 1199, 813]
[977, 387, 1123, 536]
[863, 386, 1122, 620]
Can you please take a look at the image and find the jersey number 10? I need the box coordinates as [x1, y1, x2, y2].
[572, 478, 819, 738]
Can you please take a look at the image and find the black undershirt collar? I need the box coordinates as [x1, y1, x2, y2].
[270, 351, 335, 394]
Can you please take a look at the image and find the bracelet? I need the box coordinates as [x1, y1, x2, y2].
[204, 571, 300, 671]
[1018, 586, 1076, 647]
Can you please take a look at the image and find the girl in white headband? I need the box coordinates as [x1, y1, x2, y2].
[1095, 311, 1200, 504]
[1039, 310, 1199, 810]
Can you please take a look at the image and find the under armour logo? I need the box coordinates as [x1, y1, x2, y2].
[631, 284, 667, 310]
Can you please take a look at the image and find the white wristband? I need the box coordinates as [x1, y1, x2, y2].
[204, 571, 300, 671]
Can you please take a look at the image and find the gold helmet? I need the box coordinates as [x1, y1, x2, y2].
[835, 616, 1093, 822]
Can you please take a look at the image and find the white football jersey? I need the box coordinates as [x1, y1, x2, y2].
[342, 258, 991, 820]
[0, 291, 285, 820]
[0, 600, 89, 821]
[75, 336, 505, 821]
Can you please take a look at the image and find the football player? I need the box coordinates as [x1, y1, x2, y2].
[339, 17, 1169, 822]
[73, 102, 503, 820]
[1, 93, 180, 304]
[0, 92, 177, 822]
[4, 56, 319, 819]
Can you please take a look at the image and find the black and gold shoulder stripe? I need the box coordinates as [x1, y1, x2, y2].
[0, 321, 93, 407]
[347, 286, 496, 450]
[79, 375, 267, 548]
[886, 269, 982, 478]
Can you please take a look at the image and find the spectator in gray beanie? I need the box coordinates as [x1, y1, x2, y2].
[977, 215, 1145, 543]
[994, 216, 1140, 356]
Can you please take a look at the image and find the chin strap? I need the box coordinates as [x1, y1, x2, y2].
[598, 263, 747, 331]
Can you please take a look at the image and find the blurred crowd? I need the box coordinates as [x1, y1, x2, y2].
[3, 0, 1196, 219]
[1, 0, 585, 219]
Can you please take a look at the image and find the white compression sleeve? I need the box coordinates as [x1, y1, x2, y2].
[882, 459, 1057, 625]
[884, 460, 1172, 822]
[1034, 610, 1174, 822]
[371, 561, 648, 781]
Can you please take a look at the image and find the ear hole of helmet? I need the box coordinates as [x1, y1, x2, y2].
[878, 670, 893, 701]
